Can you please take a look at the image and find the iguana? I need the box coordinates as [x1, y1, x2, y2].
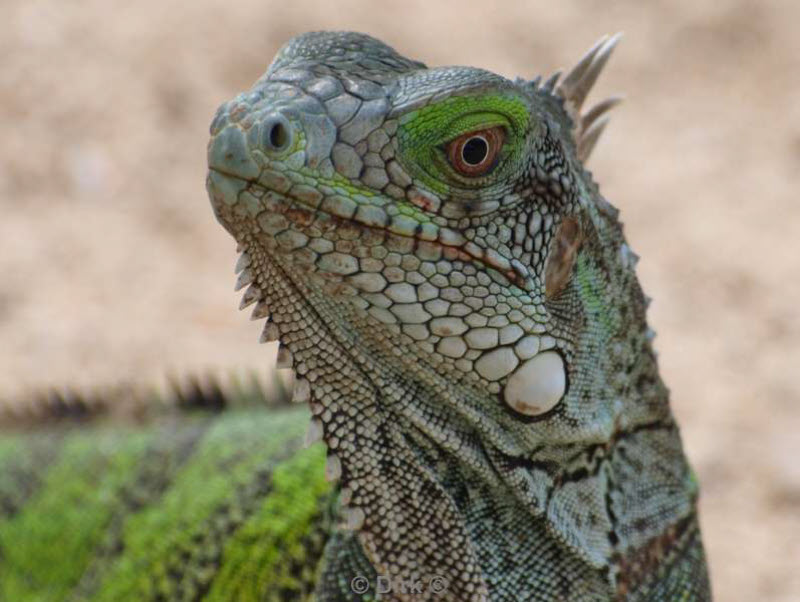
[0, 31, 711, 601]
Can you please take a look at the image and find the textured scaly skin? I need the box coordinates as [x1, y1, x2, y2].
[0, 381, 336, 601]
[206, 31, 711, 601]
[0, 31, 711, 602]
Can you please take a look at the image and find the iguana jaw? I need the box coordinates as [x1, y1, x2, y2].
[208, 169, 528, 290]
[208, 167, 545, 443]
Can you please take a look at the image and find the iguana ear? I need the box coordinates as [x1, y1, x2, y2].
[525, 34, 624, 162]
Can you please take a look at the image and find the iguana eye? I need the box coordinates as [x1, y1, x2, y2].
[446, 126, 505, 176]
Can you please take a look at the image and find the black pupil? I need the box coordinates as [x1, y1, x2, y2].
[462, 136, 488, 166]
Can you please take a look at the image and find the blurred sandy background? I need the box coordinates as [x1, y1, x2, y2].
[1, 0, 798, 599]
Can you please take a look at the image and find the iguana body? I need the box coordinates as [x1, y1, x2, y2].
[0, 380, 332, 601]
[1, 31, 710, 601]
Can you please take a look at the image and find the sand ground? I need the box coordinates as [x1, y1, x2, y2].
[2, 0, 799, 599]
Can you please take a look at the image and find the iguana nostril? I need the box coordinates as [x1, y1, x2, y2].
[269, 122, 287, 148]
[262, 115, 292, 152]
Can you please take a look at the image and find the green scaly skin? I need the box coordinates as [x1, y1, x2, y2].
[0, 386, 335, 602]
[206, 31, 710, 601]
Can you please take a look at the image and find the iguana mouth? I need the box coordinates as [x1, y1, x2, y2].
[209, 167, 530, 290]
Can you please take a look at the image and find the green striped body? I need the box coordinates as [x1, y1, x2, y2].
[0, 406, 333, 602]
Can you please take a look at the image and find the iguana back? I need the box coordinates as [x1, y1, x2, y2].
[0, 379, 333, 602]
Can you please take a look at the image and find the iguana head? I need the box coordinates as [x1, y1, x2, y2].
[207, 31, 694, 601]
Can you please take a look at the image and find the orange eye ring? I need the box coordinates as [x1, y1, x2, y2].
[446, 126, 505, 177]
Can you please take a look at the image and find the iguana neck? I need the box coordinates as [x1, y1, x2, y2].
[265, 202, 674, 595]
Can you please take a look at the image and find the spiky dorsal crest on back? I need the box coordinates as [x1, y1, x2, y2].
[522, 33, 623, 163]
[0, 371, 293, 429]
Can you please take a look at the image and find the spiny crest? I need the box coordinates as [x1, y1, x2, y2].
[234, 249, 344, 493]
[1, 240, 294, 430]
[0, 370, 292, 428]
[531, 33, 624, 162]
